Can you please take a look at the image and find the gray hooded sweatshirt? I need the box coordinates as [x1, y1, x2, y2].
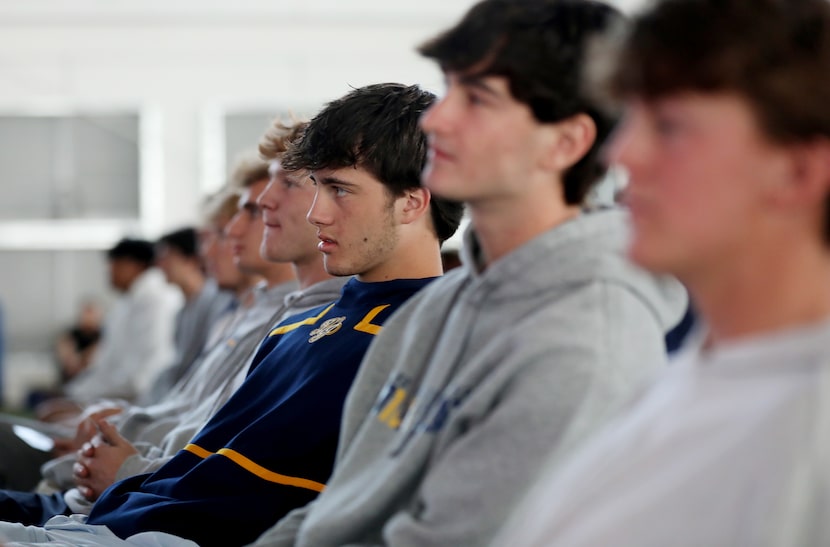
[253, 209, 687, 547]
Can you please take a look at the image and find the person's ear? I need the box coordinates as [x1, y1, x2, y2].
[398, 187, 432, 225]
[539, 113, 597, 173]
[769, 138, 830, 210]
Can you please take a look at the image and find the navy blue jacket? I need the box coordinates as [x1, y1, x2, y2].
[88, 277, 435, 546]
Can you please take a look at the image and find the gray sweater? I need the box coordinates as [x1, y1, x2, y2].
[138, 278, 236, 406]
[254, 209, 687, 547]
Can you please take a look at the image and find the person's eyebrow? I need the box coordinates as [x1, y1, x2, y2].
[314, 174, 358, 189]
[457, 74, 504, 99]
[283, 172, 307, 185]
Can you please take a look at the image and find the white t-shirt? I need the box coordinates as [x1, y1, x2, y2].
[500, 319, 830, 547]
[65, 268, 182, 402]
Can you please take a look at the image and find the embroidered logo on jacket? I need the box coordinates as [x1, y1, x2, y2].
[374, 372, 473, 455]
[308, 316, 346, 342]
[375, 374, 412, 429]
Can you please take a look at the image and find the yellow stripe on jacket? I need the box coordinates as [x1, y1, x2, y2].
[183, 444, 326, 493]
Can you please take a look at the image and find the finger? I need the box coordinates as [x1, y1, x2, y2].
[81, 441, 95, 456]
[79, 486, 95, 501]
[77, 417, 96, 437]
[97, 407, 123, 420]
[76, 444, 92, 460]
[52, 437, 72, 450]
[73, 462, 89, 478]
[95, 419, 122, 446]
[91, 433, 107, 449]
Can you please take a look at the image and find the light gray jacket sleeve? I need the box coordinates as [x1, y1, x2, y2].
[250, 503, 314, 546]
[0, 515, 199, 546]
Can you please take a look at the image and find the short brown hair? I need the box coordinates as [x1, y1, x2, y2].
[607, 0, 830, 144]
[228, 155, 270, 190]
[602, 0, 830, 244]
[259, 119, 308, 162]
[420, 0, 625, 206]
[201, 190, 239, 225]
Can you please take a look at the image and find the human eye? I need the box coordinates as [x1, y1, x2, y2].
[466, 90, 486, 107]
[331, 185, 349, 197]
[651, 103, 689, 140]
[655, 115, 682, 137]
[244, 203, 260, 218]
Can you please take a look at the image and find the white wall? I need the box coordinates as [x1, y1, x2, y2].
[0, 0, 644, 235]
[0, 0, 479, 236]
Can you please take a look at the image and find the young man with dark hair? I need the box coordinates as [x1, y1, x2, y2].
[59, 238, 182, 407]
[501, 1, 830, 545]
[0, 83, 461, 546]
[156, 227, 198, 261]
[254, 2, 684, 546]
[281, 83, 462, 247]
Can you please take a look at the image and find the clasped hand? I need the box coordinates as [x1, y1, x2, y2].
[72, 418, 138, 502]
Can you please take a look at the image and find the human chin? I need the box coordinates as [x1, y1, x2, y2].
[322, 254, 348, 277]
[626, 231, 675, 274]
[262, 231, 281, 252]
[422, 162, 465, 201]
[262, 244, 285, 263]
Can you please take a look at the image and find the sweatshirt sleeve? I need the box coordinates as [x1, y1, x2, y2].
[250, 503, 314, 546]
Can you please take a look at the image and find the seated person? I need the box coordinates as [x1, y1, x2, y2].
[0, 82, 463, 547]
[0, 239, 182, 491]
[499, 0, 830, 545]
[55, 301, 102, 386]
[57, 123, 347, 516]
[252, 1, 685, 545]
[4, 145, 325, 518]
[26, 301, 102, 410]
[138, 226, 235, 405]
[39, 238, 183, 418]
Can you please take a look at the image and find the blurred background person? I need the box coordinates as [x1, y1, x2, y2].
[36, 238, 182, 421]
[53, 301, 102, 385]
[25, 301, 102, 410]
[0, 238, 181, 490]
[139, 226, 234, 405]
